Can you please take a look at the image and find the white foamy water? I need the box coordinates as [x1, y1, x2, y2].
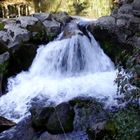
[0, 30, 117, 122]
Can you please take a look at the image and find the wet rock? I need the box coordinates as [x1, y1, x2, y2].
[69, 97, 107, 131]
[33, 131, 88, 140]
[33, 132, 66, 140]
[0, 116, 16, 133]
[73, 105, 107, 131]
[0, 52, 9, 95]
[46, 102, 75, 134]
[6, 43, 38, 76]
[43, 20, 61, 40]
[97, 16, 116, 28]
[0, 116, 35, 140]
[30, 106, 54, 131]
[63, 21, 83, 38]
[31, 102, 75, 134]
[52, 12, 72, 25]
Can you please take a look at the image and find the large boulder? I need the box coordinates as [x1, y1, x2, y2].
[30, 106, 54, 130]
[46, 103, 75, 134]
[69, 97, 108, 131]
[31, 102, 75, 134]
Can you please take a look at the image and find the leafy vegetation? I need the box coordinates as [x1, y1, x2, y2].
[104, 106, 140, 140]
[0, 22, 4, 30]
[27, 0, 114, 18]
[115, 47, 140, 103]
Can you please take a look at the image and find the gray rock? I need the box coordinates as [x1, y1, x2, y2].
[30, 106, 54, 130]
[129, 16, 140, 24]
[0, 52, 9, 64]
[43, 20, 61, 39]
[118, 4, 133, 14]
[0, 31, 10, 44]
[34, 132, 66, 140]
[0, 117, 35, 140]
[133, 10, 140, 17]
[3, 23, 30, 48]
[97, 16, 116, 27]
[16, 16, 38, 28]
[46, 102, 74, 134]
[52, 12, 72, 25]
[32, 13, 52, 22]
[69, 98, 107, 131]
[33, 131, 88, 140]
[116, 18, 128, 27]
[0, 41, 7, 54]
[131, 36, 140, 47]
[116, 13, 134, 20]
[132, 0, 140, 10]
[0, 116, 16, 133]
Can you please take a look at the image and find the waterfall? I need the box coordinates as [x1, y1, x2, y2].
[0, 23, 117, 122]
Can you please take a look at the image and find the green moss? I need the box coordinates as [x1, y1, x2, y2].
[47, 32, 57, 41]
[0, 61, 8, 74]
[101, 41, 130, 66]
[0, 22, 4, 31]
[135, 32, 140, 37]
[27, 22, 46, 44]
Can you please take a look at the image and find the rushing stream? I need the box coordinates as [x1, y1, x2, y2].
[0, 22, 117, 122]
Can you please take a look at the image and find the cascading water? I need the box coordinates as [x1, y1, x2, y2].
[0, 22, 117, 122]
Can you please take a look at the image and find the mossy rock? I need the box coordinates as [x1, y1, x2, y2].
[135, 32, 140, 37]
[100, 40, 131, 66]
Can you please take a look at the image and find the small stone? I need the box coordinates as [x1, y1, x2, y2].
[0, 116, 16, 133]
